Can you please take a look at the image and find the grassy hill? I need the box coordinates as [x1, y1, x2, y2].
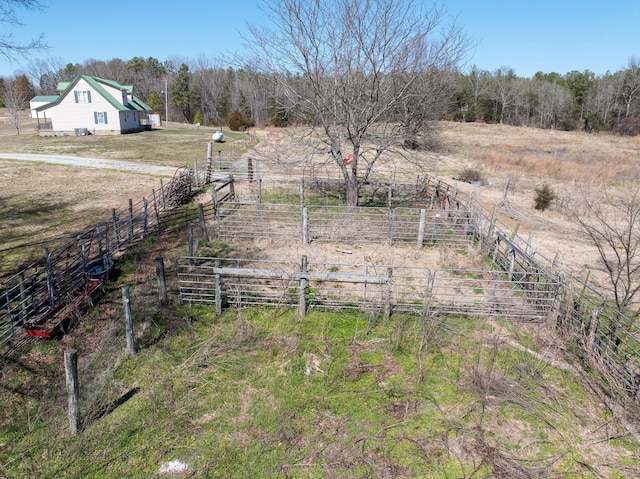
[1, 224, 639, 478]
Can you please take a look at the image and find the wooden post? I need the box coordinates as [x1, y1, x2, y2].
[156, 257, 168, 307]
[417, 209, 426, 247]
[502, 176, 511, 202]
[160, 179, 166, 210]
[257, 177, 262, 203]
[229, 174, 235, 200]
[384, 267, 393, 322]
[300, 180, 305, 208]
[248, 157, 254, 183]
[44, 248, 55, 308]
[111, 208, 121, 247]
[122, 286, 135, 355]
[218, 150, 222, 170]
[198, 203, 209, 242]
[302, 207, 309, 245]
[152, 188, 160, 225]
[210, 186, 219, 217]
[128, 199, 134, 241]
[215, 259, 222, 315]
[508, 249, 516, 282]
[19, 270, 28, 323]
[64, 349, 80, 434]
[142, 198, 148, 237]
[188, 223, 196, 260]
[206, 142, 213, 183]
[299, 255, 308, 317]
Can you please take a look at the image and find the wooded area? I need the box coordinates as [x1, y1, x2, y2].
[4, 55, 640, 134]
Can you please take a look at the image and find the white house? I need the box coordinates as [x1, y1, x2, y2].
[32, 75, 153, 135]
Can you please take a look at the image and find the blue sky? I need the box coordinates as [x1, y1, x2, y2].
[1, 0, 639, 80]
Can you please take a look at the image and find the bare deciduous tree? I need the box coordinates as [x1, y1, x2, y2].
[244, 0, 470, 206]
[568, 188, 640, 318]
[2, 75, 31, 134]
[0, 0, 46, 61]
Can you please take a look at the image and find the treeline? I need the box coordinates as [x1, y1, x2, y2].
[5, 55, 640, 134]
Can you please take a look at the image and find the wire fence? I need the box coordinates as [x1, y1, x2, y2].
[2, 152, 639, 400]
[176, 257, 559, 323]
[186, 166, 640, 399]
[0, 168, 199, 345]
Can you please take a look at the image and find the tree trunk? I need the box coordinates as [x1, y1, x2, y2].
[346, 178, 359, 207]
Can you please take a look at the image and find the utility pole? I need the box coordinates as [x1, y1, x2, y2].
[164, 76, 169, 127]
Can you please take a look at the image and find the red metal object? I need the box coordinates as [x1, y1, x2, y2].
[26, 279, 103, 338]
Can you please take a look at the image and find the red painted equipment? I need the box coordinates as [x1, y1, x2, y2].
[25, 279, 103, 338]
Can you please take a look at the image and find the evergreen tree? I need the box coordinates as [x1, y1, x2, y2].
[171, 63, 192, 122]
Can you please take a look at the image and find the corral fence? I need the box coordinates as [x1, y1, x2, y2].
[176, 256, 560, 323]
[213, 203, 476, 246]
[190, 168, 640, 399]
[2, 152, 639, 401]
[0, 168, 199, 346]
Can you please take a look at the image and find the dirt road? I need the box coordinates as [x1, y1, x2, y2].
[0, 153, 178, 176]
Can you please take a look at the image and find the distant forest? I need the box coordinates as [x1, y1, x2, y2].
[4, 55, 640, 135]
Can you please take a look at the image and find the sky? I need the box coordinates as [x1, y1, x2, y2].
[1, 0, 639, 80]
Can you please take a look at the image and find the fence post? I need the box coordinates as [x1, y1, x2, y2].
[122, 286, 135, 355]
[248, 157, 254, 183]
[215, 259, 222, 315]
[44, 248, 55, 308]
[160, 179, 166, 210]
[302, 207, 309, 245]
[300, 180, 305, 208]
[508, 248, 516, 281]
[384, 267, 393, 322]
[206, 142, 213, 183]
[111, 208, 121, 248]
[128, 199, 134, 241]
[64, 349, 80, 434]
[258, 177, 262, 203]
[152, 189, 160, 225]
[198, 203, 209, 242]
[299, 255, 308, 317]
[417, 209, 426, 247]
[156, 257, 168, 307]
[188, 223, 196, 261]
[229, 174, 235, 200]
[142, 198, 148, 237]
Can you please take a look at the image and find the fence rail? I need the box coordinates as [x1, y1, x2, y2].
[213, 203, 476, 246]
[176, 257, 559, 323]
[0, 168, 203, 345]
[2, 154, 639, 401]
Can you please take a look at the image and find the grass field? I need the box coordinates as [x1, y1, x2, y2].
[0, 112, 255, 274]
[1, 115, 640, 477]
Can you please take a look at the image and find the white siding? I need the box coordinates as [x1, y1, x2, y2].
[44, 78, 122, 133]
[30, 101, 53, 118]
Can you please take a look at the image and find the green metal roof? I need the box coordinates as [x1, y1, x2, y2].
[36, 75, 152, 112]
[31, 95, 59, 103]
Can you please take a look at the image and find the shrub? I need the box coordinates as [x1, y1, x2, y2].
[457, 168, 483, 183]
[227, 110, 253, 131]
[534, 183, 556, 211]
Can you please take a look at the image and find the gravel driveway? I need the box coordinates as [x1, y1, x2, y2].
[0, 153, 178, 176]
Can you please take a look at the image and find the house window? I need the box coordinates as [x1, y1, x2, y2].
[94, 111, 108, 124]
[74, 90, 92, 103]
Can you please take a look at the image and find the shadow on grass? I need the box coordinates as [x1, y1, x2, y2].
[82, 387, 141, 431]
